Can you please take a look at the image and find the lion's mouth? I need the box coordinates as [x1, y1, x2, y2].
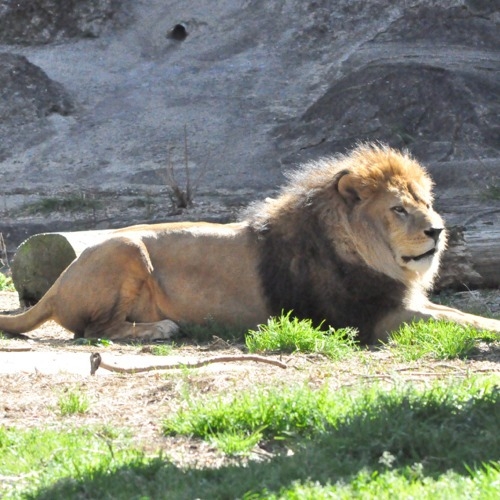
[402, 248, 436, 263]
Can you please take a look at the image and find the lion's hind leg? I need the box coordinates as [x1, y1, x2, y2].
[84, 319, 180, 342]
[55, 235, 176, 341]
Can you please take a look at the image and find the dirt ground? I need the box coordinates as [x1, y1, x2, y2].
[1, 290, 500, 467]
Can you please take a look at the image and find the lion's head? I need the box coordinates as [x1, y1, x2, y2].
[332, 144, 446, 289]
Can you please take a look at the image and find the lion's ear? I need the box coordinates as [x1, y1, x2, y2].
[336, 171, 361, 207]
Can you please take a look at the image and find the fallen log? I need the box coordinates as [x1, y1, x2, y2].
[437, 225, 500, 290]
[11, 230, 114, 306]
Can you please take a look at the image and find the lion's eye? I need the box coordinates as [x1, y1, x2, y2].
[392, 206, 408, 216]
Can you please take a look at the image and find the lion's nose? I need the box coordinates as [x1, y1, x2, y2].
[424, 227, 444, 243]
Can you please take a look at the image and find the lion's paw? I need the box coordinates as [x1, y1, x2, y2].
[149, 319, 180, 340]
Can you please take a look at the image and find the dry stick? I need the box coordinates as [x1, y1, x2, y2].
[90, 352, 287, 375]
[0, 345, 32, 352]
[183, 124, 191, 204]
[0, 232, 9, 267]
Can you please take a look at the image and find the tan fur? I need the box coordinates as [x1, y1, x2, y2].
[0, 144, 499, 342]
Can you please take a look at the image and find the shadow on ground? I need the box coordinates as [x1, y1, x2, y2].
[31, 385, 500, 499]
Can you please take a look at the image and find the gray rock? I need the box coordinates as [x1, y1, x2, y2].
[0, 0, 128, 45]
[0, 53, 73, 124]
[276, 63, 500, 164]
[0, 52, 73, 161]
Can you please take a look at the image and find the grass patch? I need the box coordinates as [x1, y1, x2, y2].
[0, 272, 14, 292]
[163, 376, 500, 464]
[246, 311, 359, 359]
[57, 389, 89, 416]
[389, 319, 494, 361]
[163, 385, 332, 453]
[150, 343, 175, 356]
[19, 195, 101, 215]
[73, 337, 113, 347]
[482, 184, 500, 201]
[268, 463, 500, 499]
[0, 426, 146, 499]
[2, 377, 500, 499]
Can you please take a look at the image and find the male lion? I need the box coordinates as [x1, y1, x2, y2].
[1, 144, 499, 343]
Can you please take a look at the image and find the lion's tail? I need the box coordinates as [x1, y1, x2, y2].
[0, 294, 53, 335]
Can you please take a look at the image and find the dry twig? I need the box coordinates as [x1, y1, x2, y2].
[90, 352, 287, 375]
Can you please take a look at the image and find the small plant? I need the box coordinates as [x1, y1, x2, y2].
[73, 337, 113, 347]
[164, 125, 206, 209]
[210, 430, 263, 456]
[0, 234, 13, 291]
[245, 310, 359, 360]
[58, 389, 89, 416]
[165, 126, 193, 209]
[150, 344, 175, 356]
[388, 319, 487, 361]
[0, 272, 14, 292]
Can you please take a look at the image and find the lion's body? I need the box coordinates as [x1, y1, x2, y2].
[1, 144, 499, 342]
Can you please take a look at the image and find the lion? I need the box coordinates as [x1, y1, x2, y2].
[1, 143, 499, 344]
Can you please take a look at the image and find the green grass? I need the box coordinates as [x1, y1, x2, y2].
[57, 389, 89, 416]
[18, 195, 101, 215]
[72, 337, 113, 346]
[264, 463, 500, 499]
[1, 315, 499, 498]
[389, 319, 496, 361]
[162, 377, 500, 462]
[0, 272, 14, 292]
[4, 376, 498, 499]
[246, 311, 359, 359]
[150, 343, 175, 356]
[0, 426, 146, 499]
[163, 384, 333, 453]
[483, 184, 500, 201]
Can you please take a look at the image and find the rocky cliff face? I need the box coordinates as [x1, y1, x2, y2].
[277, 1, 500, 165]
[0, 0, 498, 254]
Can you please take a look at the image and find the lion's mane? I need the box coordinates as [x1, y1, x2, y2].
[246, 144, 438, 344]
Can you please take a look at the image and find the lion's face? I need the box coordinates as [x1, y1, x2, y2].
[335, 147, 446, 286]
[368, 188, 446, 274]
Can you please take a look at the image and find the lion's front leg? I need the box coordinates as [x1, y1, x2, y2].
[422, 301, 500, 333]
[84, 319, 180, 342]
[374, 301, 500, 344]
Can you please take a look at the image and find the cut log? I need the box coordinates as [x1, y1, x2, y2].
[437, 225, 500, 290]
[463, 225, 500, 289]
[11, 230, 114, 307]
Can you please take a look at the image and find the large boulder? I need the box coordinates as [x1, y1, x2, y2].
[275, 1, 500, 164]
[0, 53, 73, 125]
[0, 53, 73, 161]
[276, 63, 500, 163]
